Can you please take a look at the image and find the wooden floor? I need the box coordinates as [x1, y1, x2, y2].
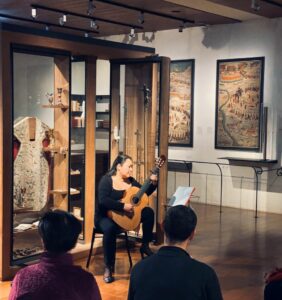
[1, 203, 282, 300]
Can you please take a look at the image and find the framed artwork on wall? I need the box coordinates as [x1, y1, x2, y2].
[169, 59, 194, 147]
[215, 57, 264, 151]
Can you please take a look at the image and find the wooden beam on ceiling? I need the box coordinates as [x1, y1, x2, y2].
[164, 0, 266, 21]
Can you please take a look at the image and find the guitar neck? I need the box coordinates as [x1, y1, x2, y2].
[135, 178, 152, 199]
[135, 167, 159, 199]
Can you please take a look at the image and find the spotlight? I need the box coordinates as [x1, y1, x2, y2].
[45, 25, 49, 31]
[90, 19, 99, 30]
[31, 8, 37, 19]
[59, 14, 67, 26]
[251, 0, 260, 11]
[129, 28, 135, 38]
[138, 11, 144, 24]
[87, 0, 96, 16]
[84, 32, 89, 38]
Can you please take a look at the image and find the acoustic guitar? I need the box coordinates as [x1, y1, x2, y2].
[108, 155, 166, 231]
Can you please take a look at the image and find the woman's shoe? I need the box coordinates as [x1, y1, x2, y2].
[103, 266, 114, 283]
[140, 243, 154, 259]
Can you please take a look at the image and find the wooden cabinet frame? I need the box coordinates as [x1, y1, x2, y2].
[110, 57, 170, 244]
[0, 27, 154, 280]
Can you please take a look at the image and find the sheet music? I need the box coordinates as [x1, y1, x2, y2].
[168, 186, 195, 206]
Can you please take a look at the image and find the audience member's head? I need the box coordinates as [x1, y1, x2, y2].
[38, 210, 82, 254]
[163, 205, 197, 245]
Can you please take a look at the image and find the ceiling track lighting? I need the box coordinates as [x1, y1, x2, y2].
[90, 19, 99, 30]
[31, 4, 144, 30]
[94, 0, 194, 25]
[129, 27, 135, 38]
[59, 14, 67, 26]
[138, 11, 144, 24]
[31, 8, 37, 19]
[251, 0, 261, 11]
[87, 0, 96, 16]
[0, 13, 99, 35]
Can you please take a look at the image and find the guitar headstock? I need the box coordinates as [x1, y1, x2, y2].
[152, 155, 166, 174]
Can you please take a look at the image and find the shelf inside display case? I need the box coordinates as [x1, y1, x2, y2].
[49, 189, 68, 195]
[42, 104, 69, 109]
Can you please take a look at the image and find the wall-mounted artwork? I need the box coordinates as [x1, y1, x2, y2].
[169, 59, 194, 147]
[215, 57, 264, 151]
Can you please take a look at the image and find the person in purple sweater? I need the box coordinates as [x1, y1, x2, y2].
[9, 210, 101, 300]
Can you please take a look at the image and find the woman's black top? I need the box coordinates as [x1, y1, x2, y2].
[95, 175, 156, 220]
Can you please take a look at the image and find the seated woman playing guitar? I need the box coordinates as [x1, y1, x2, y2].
[95, 154, 158, 284]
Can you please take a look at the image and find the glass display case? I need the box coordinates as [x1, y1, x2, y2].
[12, 49, 70, 263]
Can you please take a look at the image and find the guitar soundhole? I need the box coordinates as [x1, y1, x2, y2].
[132, 196, 139, 205]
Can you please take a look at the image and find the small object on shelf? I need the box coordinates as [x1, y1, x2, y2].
[45, 128, 55, 148]
[71, 116, 85, 128]
[71, 169, 81, 175]
[70, 188, 80, 195]
[56, 87, 63, 105]
[45, 92, 54, 105]
[102, 120, 110, 129]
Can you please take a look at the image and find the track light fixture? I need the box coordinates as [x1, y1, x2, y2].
[251, 0, 261, 11]
[178, 20, 189, 32]
[129, 27, 135, 38]
[59, 14, 67, 26]
[90, 19, 99, 30]
[138, 11, 144, 24]
[0, 12, 99, 35]
[45, 25, 49, 31]
[84, 32, 89, 38]
[31, 8, 37, 19]
[87, 0, 96, 16]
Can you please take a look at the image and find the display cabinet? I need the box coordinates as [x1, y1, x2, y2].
[11, 50, 70, 262]
[0, 23, 157, 280]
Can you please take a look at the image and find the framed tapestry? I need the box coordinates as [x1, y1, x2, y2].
[215, 57, 264, 151]
[169, 59, 194, 147]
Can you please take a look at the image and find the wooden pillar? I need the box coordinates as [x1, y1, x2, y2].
[156, 57, 170, 244]
[84, 56, 96, 243]
[110, 64, 120, 164]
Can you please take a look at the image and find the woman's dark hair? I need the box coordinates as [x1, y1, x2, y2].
[163, 205, 197, 244]
[38, 210, 82, 253]
[107, 154, 132, 176]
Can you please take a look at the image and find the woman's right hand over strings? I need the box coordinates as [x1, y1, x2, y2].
[124, 203, 134, 212]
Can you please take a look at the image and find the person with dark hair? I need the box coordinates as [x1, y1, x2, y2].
[128, 205, 223, 300]
[9, 210, 101, 300]
[95, 154, 158, 283]
[264, 268, 282, 300]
